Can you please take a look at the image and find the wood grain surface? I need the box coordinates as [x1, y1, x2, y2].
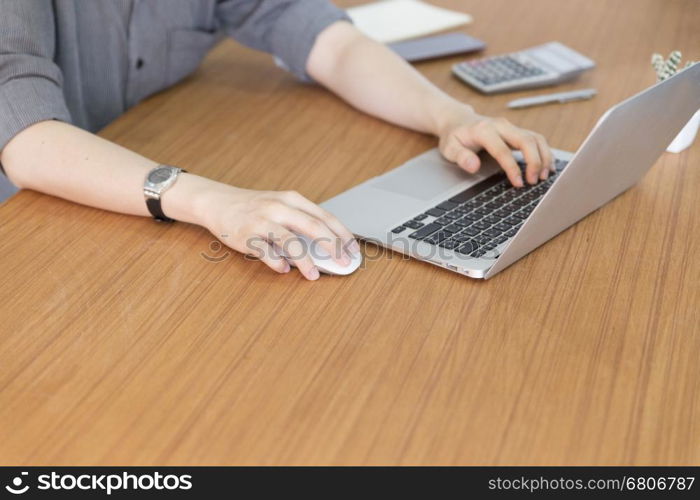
[0, 0, 698, 465]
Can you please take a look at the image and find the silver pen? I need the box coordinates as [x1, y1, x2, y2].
[507, 88, 597, 109]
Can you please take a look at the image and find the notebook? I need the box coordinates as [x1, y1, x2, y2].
[346, 0, 473, 44]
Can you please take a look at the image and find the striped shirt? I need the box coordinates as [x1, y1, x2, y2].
[0, 0, 349, 157]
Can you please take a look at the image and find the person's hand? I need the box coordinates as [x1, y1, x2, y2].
[196, 184, 360, 280]
[437, 106, 554, 187]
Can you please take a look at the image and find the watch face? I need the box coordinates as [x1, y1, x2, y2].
[148, 167, 172, 184]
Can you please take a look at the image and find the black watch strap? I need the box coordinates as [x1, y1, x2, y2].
[146, 197, 175, 222]
[145, 167, 186, 222]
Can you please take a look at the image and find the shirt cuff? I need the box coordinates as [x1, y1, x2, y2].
[0, 76, 72, 154]
[271, 1, 352, 82]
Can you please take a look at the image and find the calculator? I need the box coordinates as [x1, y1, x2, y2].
[452, 41, 595, 93]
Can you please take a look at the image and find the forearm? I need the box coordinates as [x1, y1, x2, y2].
[0, 120, 207, 224]
[308, 22, 553, 186]
[307, 22, 476, 137]
[0, 119, 358, 279]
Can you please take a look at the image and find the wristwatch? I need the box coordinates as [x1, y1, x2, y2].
[143, 165, 186, 222]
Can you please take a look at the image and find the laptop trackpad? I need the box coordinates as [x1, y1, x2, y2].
[371, 148, 498, 201]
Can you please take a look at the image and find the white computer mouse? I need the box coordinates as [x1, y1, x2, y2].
[286, 234, 363, 276]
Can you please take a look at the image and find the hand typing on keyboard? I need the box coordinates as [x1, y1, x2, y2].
[307, 23, 553, 188]
[436, 106, 555, 187]
[392, 159, 569, 260]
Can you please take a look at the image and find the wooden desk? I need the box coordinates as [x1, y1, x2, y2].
[1, 0, 698, 465]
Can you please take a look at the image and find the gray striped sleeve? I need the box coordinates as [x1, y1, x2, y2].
[0, 0, 72, 154]
[215, 0, 351, 81]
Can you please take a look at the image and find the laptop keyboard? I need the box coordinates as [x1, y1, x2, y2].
[391, 159, 569, 259]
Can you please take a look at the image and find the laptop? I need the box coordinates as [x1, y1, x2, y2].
[321, 63, 700, 279]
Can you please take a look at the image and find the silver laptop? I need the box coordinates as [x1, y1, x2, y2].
[322, 63, 700, 279]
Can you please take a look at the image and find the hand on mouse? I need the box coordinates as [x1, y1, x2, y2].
[193, 183, 360, 280]
[436, 105, 555, 187]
